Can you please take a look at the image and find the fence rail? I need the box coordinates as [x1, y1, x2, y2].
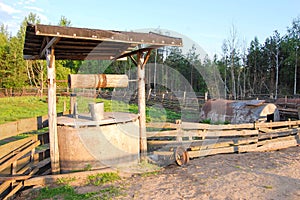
[146, 120, 300, 165]
[0, 111, 68, 200]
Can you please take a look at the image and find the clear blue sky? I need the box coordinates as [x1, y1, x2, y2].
[0, 0, 299, 56]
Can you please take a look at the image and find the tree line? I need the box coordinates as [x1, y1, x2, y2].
[0, 13, 300, 99]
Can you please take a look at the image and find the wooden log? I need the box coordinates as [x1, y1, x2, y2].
[188, 146, 235, 158]
[147, 137, 258, 150]
[181, 122, 255, 130]
[68, 74, 129, 89]
[147, 129, 259, 138]
[146, 122, 180, 129]
[258, 129, 298, 140]
[256, 136, 298, 151]
[46, 49, 60, 174]
[137, 51, 151, 161]
[255, 120, 300, 129]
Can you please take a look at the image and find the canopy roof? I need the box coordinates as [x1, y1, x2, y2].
[23, 23, 182, 60]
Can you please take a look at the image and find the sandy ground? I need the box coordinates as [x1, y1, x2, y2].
[17, 146, 300, 200]
[118, 146, 300, 200]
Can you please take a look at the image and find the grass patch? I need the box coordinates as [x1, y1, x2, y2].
[98, 186, 124, 200]
[263, 185, 273, 189]
[87, 172, 121, 186]
[36, 185, 87, 200]
[56, 177, 77, 185]
[140, 171, 160, 177]
[35, 184, 123, 200]
[0, 96, 182, 125]
[0, 96, 69, 124]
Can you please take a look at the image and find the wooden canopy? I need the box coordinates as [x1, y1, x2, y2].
[23, 23, 182, 60]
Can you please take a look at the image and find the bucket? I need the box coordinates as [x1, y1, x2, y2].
[89, 102, 104, 121]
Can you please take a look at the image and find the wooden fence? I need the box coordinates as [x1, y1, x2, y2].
[146, 120, 300, 164]
[0, 112, 68, 200]
[1, 113, 300, 198]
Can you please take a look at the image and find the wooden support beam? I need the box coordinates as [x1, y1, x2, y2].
[46, 48, 60, 174]
[129, 55, 137, 66]
[137, 49, 152, 161]
[40, 37, 61, 58]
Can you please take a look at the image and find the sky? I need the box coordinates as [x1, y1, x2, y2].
[0, 0, 300, 57]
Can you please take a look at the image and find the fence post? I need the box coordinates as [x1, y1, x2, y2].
[147, 88, 152, 101]
[205, 92, 208, 102]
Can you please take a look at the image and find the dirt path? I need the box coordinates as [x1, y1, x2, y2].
[16, 146, 300, 200]
[117, 146, 300, 200]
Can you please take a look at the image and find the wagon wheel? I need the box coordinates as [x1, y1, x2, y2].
[174, 146, 189, 166]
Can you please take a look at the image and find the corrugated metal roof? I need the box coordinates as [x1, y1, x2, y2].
[23, 23, 183, 60]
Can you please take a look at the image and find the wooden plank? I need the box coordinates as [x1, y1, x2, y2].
[147, 129, 259, 138]
[17, 117, 38, 134]
[0, 141, 40, 172]
[0, 121, 18, 140]
[3, 181, 22, 200]
[257, 135, 298, 147]
[256, 136, 298, 151]
[0, 181, 11, 196]
[146, 122, 180, 129]
[181, 122, 255, 130]
[68, 74, 129, 89]
[188, 146, 235, 158]
[258, 129, 298, 140]
[40, 37, 61, 58]
[238, 143, 258, 152]
[0, 135, 38, 161]
[148, 137, 258, 150]
[147, 130, 180, 137]
[255, 120, 300, 129]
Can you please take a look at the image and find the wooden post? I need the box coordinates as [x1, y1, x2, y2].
[70, 93, 77, 115]
[205, 92, 208, 102]
[147, 88, 152, 101]
[137, 50, 151, 161]
[46, 48, 60, 174]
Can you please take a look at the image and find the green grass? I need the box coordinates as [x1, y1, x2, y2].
[0, 96, 69, 124]
[35, 185, 123, 200]
[87, 172, 121, 186]
[0, 96, 181, 124]
[34, 173, 123, 200]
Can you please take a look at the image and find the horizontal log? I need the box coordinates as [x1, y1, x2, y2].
[256, 136, 298, 151]
[68, 74, 129, 89]
[146, 122, 179, 129]
[147, 129, 259, 138]
[258, 129, 299, 140]
[188, 146, 235, 158]
[255, 120, 300, 129]
[147, 137, 258, 150]
[180, 122, 255, 130]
